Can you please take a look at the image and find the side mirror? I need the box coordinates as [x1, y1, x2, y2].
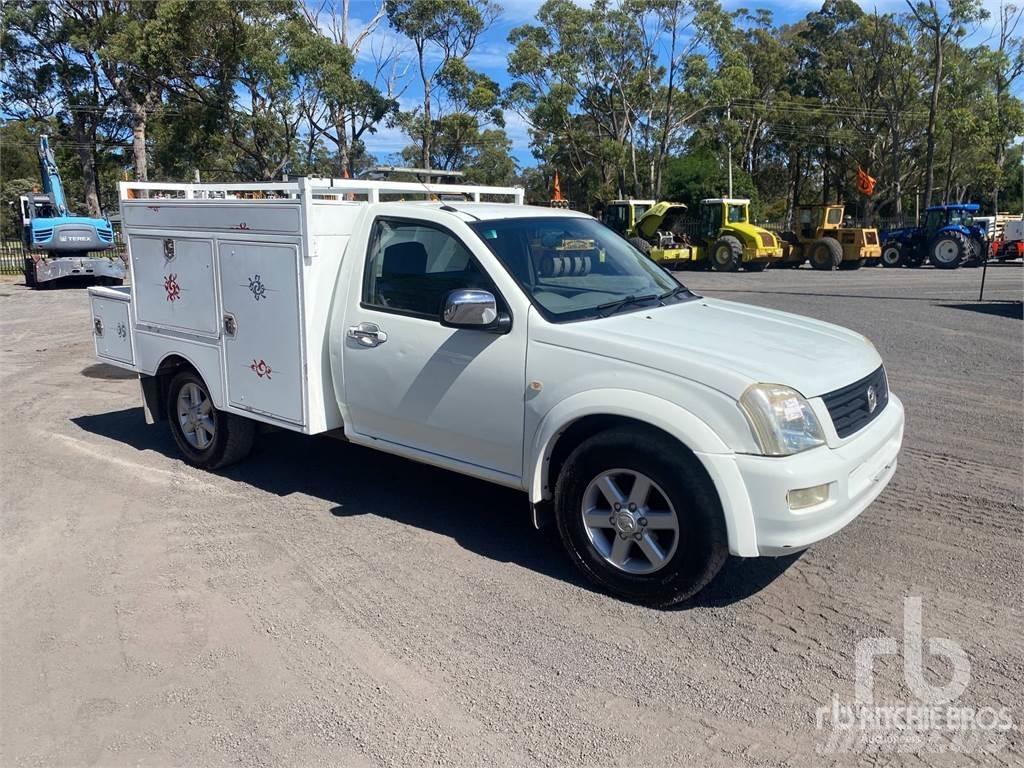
[441, 289, 507, 332]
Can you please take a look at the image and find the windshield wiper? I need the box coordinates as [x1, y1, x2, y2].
[658, 285, 690, 301]
[596, 293, 658, 318]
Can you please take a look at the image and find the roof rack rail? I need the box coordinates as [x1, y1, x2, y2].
[119, 177, 525, 205]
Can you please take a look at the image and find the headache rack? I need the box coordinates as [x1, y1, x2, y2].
[120, 177, 525, 205]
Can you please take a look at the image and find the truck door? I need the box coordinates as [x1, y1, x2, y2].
[341, 217, 527, 480]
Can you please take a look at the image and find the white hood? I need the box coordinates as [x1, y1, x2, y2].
[534, 297, 882, 399]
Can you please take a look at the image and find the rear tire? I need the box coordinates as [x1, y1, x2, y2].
[881, 244, 903, 268]
[710, 236, 742, 272]
[166, 370, 255, 470]
[809, 238, 843, 270]
[554, 427, 728, 607]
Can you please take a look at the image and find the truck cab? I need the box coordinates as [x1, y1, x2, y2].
[602, 199, 655, 236]
[89, 178, 904, 607]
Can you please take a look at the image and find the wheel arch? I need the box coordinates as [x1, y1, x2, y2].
[140, 352, 211, 424]
[527, 390, 758, 557]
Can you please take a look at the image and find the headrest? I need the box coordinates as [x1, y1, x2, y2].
[382, 241, 428, 276]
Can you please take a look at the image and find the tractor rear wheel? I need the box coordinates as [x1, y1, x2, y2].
[881, 244, 903, 268]
[810, 238, 843, 270]
[710, 236, 742, 272]
[962, 236, 985, 268]
[838, 258, 865, 270]
[628, 236, 652, 256]
[929, 232, 967, 269]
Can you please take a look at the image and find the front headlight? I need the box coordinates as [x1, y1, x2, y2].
[739, 383, 826, 456]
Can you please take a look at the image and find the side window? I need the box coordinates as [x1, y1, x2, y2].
[363, 219, 495, 318]
[826, 208, 843, 225]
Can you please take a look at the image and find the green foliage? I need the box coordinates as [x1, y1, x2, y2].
[661, 148, 757, 210]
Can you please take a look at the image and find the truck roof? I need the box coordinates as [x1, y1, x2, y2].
[393, 201, 590, 223]
[702, 198, 750, 205]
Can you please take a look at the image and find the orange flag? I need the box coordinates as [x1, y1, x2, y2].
[856, 167, 876, 196]
[552, 171, 563, 201]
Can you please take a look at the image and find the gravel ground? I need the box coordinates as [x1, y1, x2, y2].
[1, 264, 1021, 767]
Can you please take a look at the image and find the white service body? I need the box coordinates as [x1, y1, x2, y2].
[89, 178, 903, 559]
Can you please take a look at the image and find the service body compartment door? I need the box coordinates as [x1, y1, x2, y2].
[131, 235, 219, 336]
[218, 241, 304, 424]
[89, 289, 135, 366]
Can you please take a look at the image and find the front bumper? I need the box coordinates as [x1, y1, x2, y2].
[30, 255, 125, 283]
[749, 246, 784, 261]
[732, 394, 904, 556]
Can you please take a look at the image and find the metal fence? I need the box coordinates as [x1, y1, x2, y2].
[0, 230, 127, 275]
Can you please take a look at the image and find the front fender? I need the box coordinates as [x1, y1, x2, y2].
[525, 389, 758, 558]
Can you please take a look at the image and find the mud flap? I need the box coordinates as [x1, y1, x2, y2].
[139, 375, 165, 425]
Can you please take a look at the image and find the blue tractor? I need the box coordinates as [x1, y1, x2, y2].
[880, 203, 988, 270]
[19, 135, 125, 287]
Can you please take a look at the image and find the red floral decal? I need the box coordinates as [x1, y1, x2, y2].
[250, 359, 273, 379]
[164, 273, 181, 302]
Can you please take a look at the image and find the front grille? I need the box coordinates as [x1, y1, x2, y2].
[822, 365, 888, 438]
[34, 228, 53, 242]
[865, 231, 878, 245]
[97, 228, 114, 242]
[760, 232, 775, 248]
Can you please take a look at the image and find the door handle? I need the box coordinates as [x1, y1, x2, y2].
[347, 322, 387, 347]
[223, 313, 238, 337]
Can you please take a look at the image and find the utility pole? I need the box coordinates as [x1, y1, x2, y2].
[726, 103, 734, 199]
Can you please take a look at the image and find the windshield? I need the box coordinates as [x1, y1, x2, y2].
[727, 204, 747, 223]
[470, 216, 690, 321]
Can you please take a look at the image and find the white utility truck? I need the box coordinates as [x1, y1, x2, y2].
[88, 178, 904, 606]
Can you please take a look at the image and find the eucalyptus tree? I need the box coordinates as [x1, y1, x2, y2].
[1, 0, 117, 214]
[385, 0, 498, 173]
[904, 0, 987, 206]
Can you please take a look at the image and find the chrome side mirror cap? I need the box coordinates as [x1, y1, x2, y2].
[441, 289, 506, 331]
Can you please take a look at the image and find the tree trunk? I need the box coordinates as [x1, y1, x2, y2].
[922, 34, 942, 207]
[785, 148, 801, 229]
[653, 1, 679, 199]
[131, 109, 148, 181]
[418, 44, 431, 176]
[72, 117, 102, 217]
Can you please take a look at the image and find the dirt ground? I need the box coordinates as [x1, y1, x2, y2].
[1, 264, 1021, 767]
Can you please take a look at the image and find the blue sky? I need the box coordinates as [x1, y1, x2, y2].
[343, 0, 1018, 167]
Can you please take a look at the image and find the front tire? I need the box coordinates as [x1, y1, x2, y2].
[881, 244, 903, 268]
[166, 370, 255, 470]
[554, 428, 728, 607]
[929, 232, 967, 269]
[710, 236, 742, 272]
[627, 236, 652, 256]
